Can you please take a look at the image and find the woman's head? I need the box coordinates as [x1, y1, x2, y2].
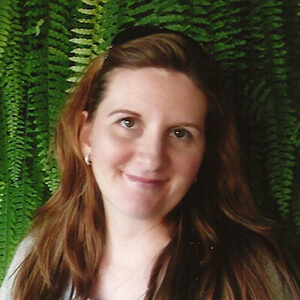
[79, 66, 207, 222]
[55, 26, 244, 228]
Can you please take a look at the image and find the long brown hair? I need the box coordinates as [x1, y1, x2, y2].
[13, 30, 299, 299]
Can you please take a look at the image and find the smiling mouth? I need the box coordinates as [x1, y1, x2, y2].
[125, 174, 167, 188]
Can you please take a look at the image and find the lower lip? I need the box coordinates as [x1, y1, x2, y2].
[125, 174, 166, 188]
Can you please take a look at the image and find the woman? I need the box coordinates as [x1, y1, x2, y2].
[0, 26, 299, 299]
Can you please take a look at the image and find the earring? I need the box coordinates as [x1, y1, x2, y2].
[84, 154, 92, 165]
[193, 176, 197, 183]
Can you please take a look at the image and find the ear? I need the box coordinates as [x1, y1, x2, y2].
[79, 111, 92, 156]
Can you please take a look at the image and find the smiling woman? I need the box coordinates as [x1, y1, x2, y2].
[0, 26, 299, 300]
[80, 68, 206, 222]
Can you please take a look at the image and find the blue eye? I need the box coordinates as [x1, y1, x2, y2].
[170, 129, 190, 139]
[120, 118, 137, 129]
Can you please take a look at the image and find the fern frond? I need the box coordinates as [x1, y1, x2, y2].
[46, 0, 77, 191]
[69, 0, 107, 82]
[0, 0, 12, 78]
[242, 0, 297, 218]
[0, 0, 33, 282]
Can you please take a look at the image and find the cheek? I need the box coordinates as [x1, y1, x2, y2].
[175, 150, 204, 181]
[90, 130, 133, 166]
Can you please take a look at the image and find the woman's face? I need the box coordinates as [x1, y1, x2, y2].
[80, 67, 207, 222]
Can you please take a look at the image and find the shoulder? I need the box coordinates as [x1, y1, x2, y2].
[264, 256, 294, 300]
[0, 235, 75, 300]
[0, 235, 35, 299]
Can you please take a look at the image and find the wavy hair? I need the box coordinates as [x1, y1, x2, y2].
[13, 31, 299, 299]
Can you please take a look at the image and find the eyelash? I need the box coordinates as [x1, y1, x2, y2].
[120, 117, 138, 129]
[118, 118, 192, 139]
[169, 129, 191, 139]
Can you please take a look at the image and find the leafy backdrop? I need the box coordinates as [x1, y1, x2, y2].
[0, 0, 299, 283]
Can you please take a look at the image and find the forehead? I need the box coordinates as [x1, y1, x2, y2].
[96, 67, 207, 121]
[105, 67, 204, 99]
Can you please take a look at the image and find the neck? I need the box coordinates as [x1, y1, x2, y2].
[92, 211, 172, 300]
[103, 210, 171, 266]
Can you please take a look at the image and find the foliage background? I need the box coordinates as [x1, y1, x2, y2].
[0, 0, 299, 283]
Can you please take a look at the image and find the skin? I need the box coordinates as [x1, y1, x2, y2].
[80, 67, 207, 299]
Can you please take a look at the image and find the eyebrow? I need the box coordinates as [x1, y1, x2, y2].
[108, 109, 141, 117]
[175, 123, 204, 133]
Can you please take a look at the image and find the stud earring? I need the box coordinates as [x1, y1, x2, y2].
[84, 154, 92, 165]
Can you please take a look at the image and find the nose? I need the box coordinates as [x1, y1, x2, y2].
[135, 131, 167, 172]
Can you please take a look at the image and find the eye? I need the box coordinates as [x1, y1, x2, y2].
[120, 117, 138, 129]
[170, 129, 191, 139]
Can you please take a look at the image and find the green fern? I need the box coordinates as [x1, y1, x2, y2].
[126, 0, 186, 27]
[260, 1, 297, 218]
[46, 1, 77, 192]
[0, 0, 30, 280]
[23, 0, 50, 210]
[281, 0, 300, 233]
[0, 0, 11, 79]
[69, 0, 108, 82]
[243, 0, 297, 219]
